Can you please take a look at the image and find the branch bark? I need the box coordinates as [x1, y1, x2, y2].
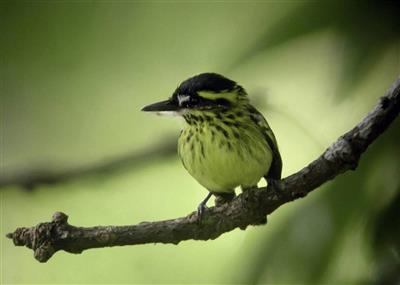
[6, 77, 400, 262]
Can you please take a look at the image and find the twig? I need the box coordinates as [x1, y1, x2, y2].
[6, 76, 400, 262]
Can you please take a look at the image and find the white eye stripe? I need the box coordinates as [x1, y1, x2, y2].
[177, 94, 190, 106]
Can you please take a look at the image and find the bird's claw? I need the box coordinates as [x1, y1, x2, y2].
[268, 178, 284, 192]
[267, 178, 287, 198]
[196, 203, 207, 223]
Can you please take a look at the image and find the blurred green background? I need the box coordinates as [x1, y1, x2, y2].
[1, 1, 399, 284]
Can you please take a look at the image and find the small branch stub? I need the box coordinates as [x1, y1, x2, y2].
[6, 76, 400, 262]
[7, 212, 70, 262]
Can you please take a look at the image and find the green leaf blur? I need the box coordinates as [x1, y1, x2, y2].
[1, 2, 399, 284]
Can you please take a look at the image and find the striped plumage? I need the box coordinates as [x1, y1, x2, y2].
[142, 73, 282, 215]
[178, 103, 278, 192]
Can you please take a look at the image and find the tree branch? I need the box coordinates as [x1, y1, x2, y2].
[0, 139, 176, 190]
[6, 77, 400, 262]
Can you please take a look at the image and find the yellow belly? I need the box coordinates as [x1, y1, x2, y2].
[178, 124, 272, 192]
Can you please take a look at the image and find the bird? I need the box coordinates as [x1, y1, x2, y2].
[142, 73, 282, 218]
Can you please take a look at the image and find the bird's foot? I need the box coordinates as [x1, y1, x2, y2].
[214, 192, 235, 207]
[195, 192, 213, 224]
[267, 178, 287, 198]
[267, 178, 280, 190]
[196, 203, 207, 223]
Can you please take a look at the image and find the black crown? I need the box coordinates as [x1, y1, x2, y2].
[174, 73, 237, 96]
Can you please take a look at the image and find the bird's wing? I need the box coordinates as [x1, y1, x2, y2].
[248, 105, 282, 180]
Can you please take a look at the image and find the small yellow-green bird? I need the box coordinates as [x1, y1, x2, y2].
[142, 73, 282, 217]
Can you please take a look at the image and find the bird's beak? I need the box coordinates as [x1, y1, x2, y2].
[141, 99, 178, 112]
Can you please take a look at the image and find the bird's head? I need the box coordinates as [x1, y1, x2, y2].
[141, 73, 248, 115]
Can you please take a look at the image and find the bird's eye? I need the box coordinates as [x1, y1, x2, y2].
[177, 94, 191, 107]
[184, 96, 197, 108]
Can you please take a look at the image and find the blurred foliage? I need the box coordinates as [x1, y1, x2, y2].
[234, 1, 400, 97]
[1, 1, 399, 284]
[372, 189, 400, 285]
[234, 118, 400, 284]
